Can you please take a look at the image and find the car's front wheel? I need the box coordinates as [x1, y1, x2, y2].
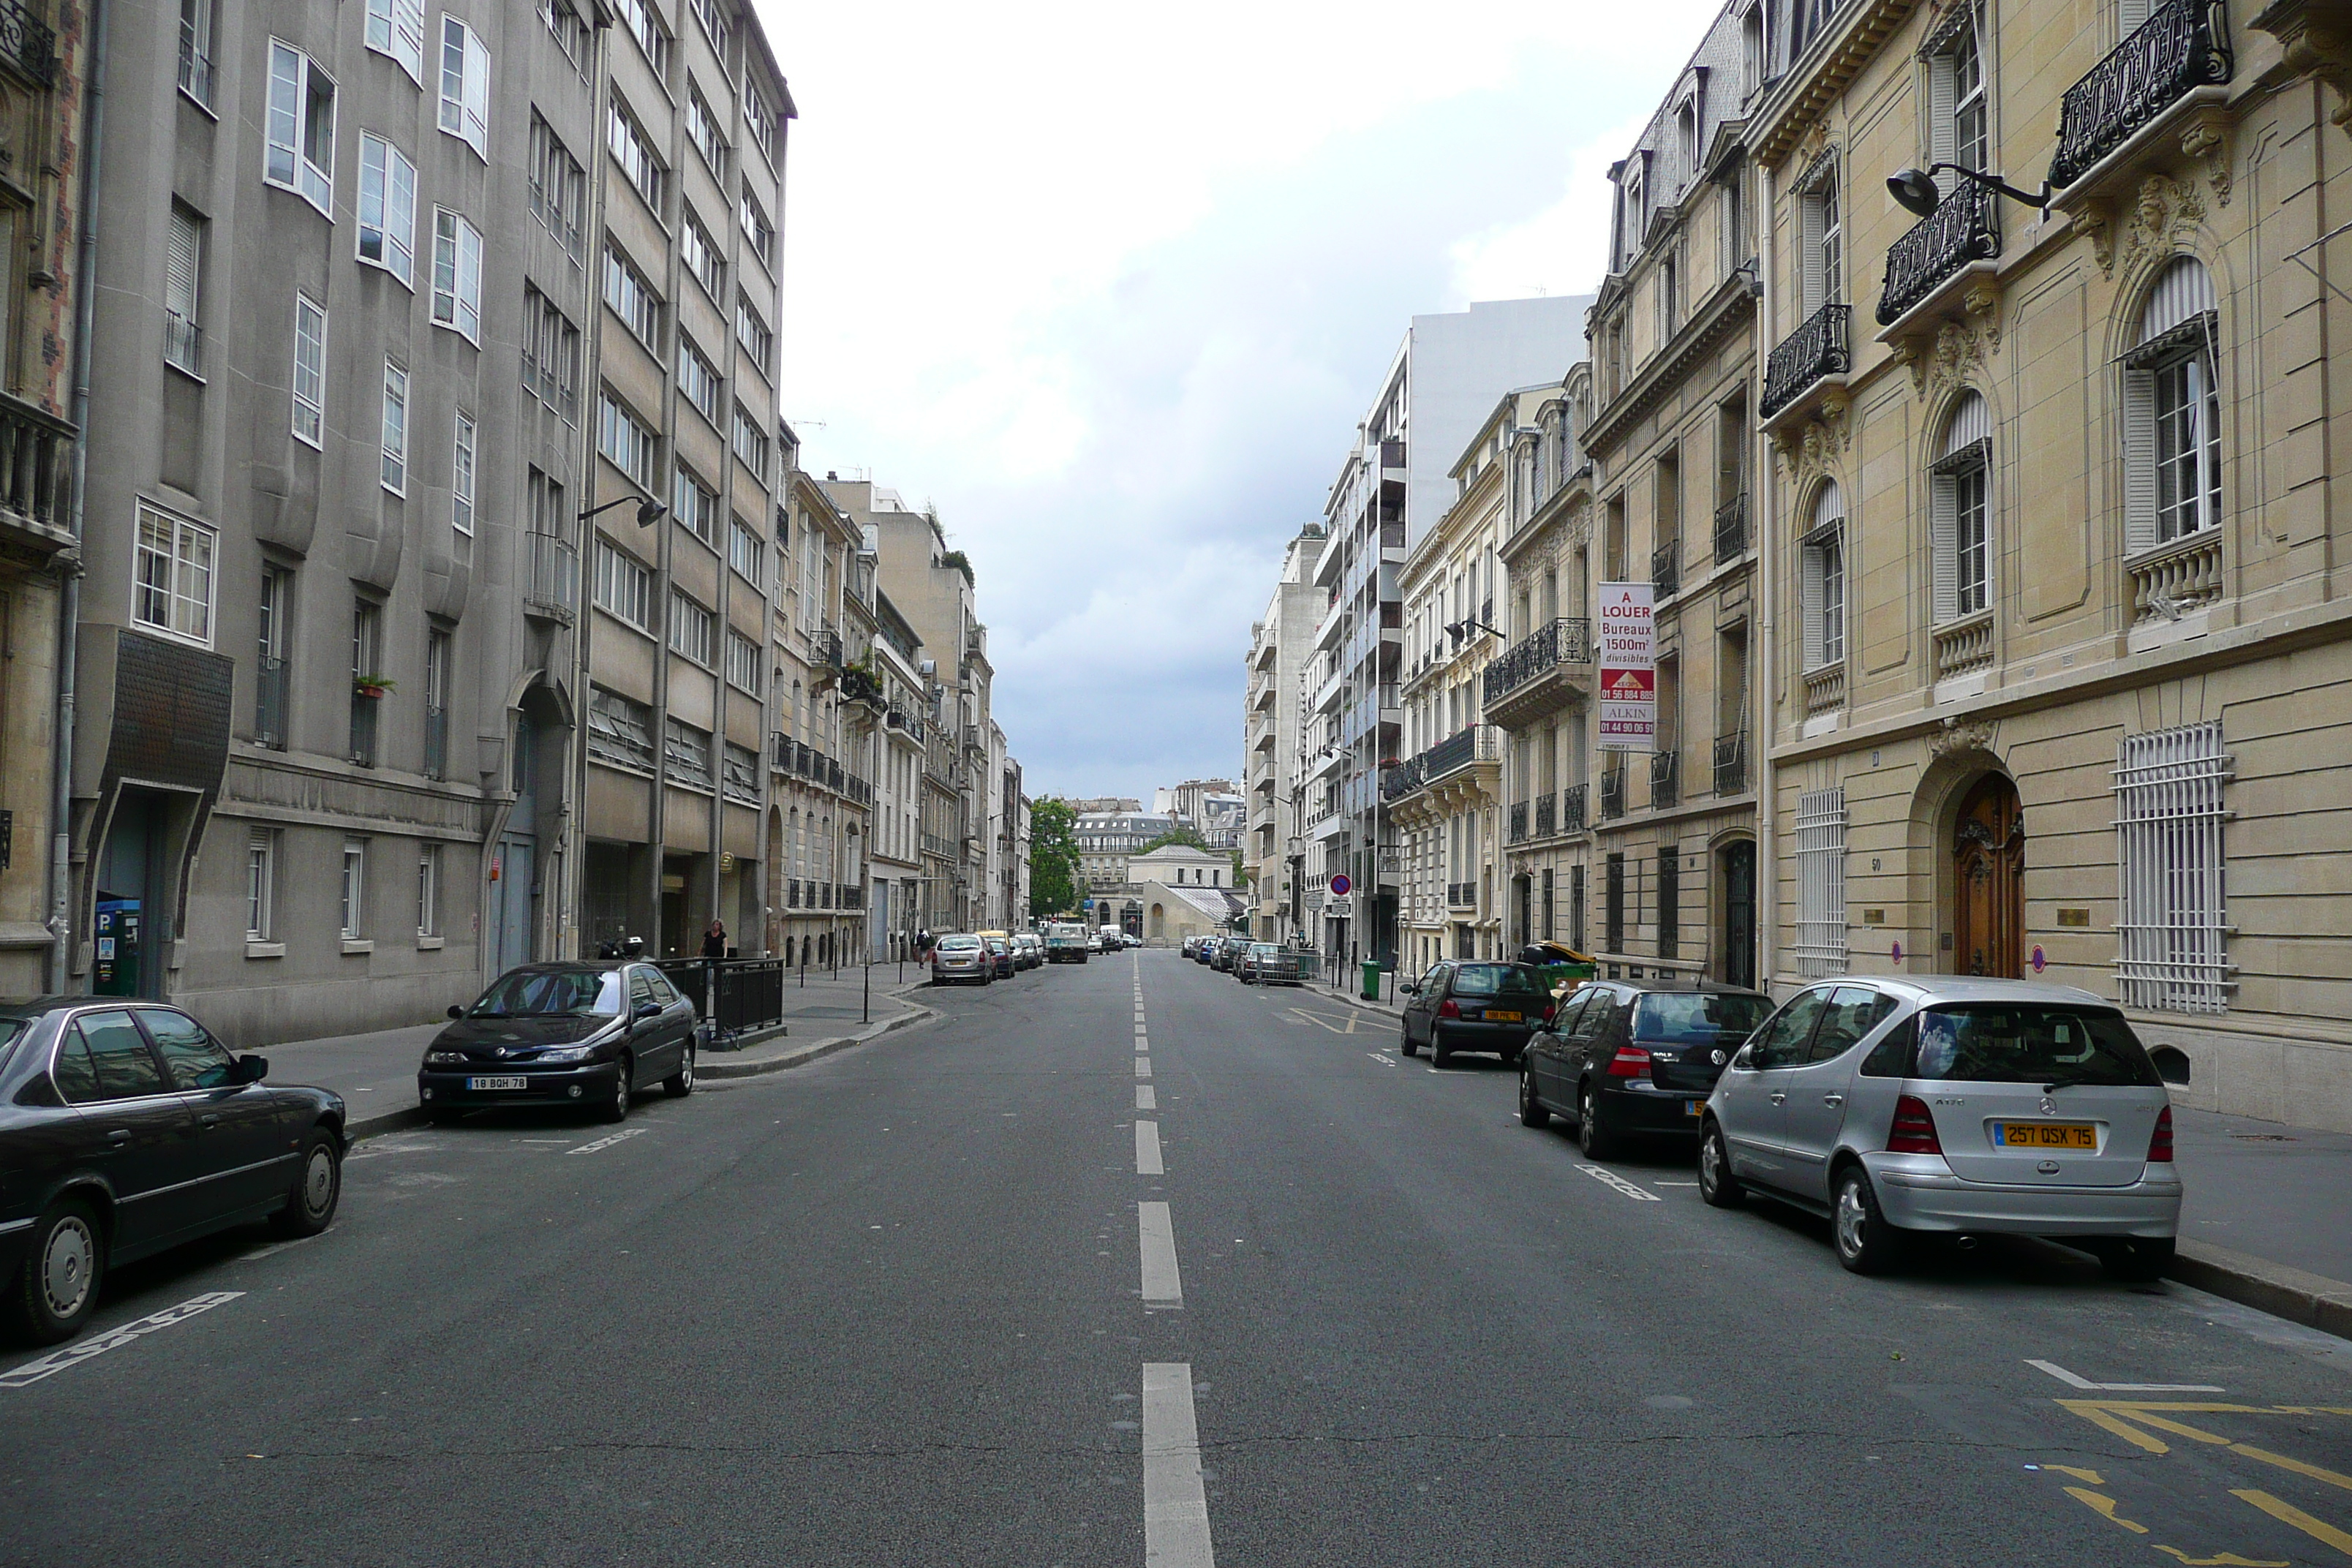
[602, 1059, 633, 1124]
[7, 1196, 104, 1345]
[1697, 1120, 1744, 1208]
[1518, 1064, 1548, 1128]
[269, 1128, 343, 1237]
[1832, 1165, 1906, 1275]
[664, 1043, 696, 1098]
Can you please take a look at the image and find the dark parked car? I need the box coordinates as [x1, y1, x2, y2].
[983, 937, 1016, 979]
[0, 998, 347, 1344]
[1400, 962, 1556, 1066]
[1520, 981, 1775, 1158]
[418, 962, 697, 1127]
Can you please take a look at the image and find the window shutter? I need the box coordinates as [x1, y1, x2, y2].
[165, 211, 200, 320]
[1929, 472, 1959, 624]
[2121, 367, 2160, 557]
[1799, 192, 1825, 315]
[2118, 0, 2151, 31]
[1800, 541, 1825, 668]
[464, 30, 491, 156]
[1927, 53, 1958, 183]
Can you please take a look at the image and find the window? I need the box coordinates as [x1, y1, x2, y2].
[666, 718, 715, 790]
[246, 830, 276, 938]
[59, 1014, 167, 1102]
[2115, 720, 2230, 1012]
[265, 42, 336, 214]
[612, 0, 670, 77]
[257, 564, 288, 744]
[1604, 852, 1625, 952]
[133, 502, 216, 644]
[437, 15, 491, 159]
[593, 538, 652, 628]
[726, 630, 762, 695]
[418, 844, 442, 937]
[1927, 392, 1992, 622]
[451, 411, 477, 535]
[341, 840, 367, 940]
[668, 589, 715, 665]
[745, 91, 778, 167]
[528, 113, 587, 261]
[723, 742, 761, 805]
[165, 205, 203, 376]
[685, 83, 728, 175]
[351, 597, 382, 685]
[730, 516, 764, 584]
[431, 209, 484, 340]
[357, 133, 418, 285]
[603, 243, 661, 348]
[2124, 256, 2223, 553]
[291, 293, 327, 445]
[587, 685, 656, 770]
[597, 388, 657, 487]
[1799, 481, 1844, 669]
[673, 467, 716, 541]
[1793, 786, 1847, 976]
[739, 188, 774, 269]
[607, 100, 666, 209]
[380, 361, 410, 494]
[366, 0, 425, 80]
[687, 0, 730, 48]
[1929, 11, 1989, 181]
[425, 627, 451, 778]
[540, 0, 587, 72]
[731, 406, 768, 480]
[1799, 165, 1840, 314]
[528, 465, 567, 538]
[522, 286, 581, 420]
[681, 210, 723, 300]
[679, 336, 722, 424]
[179, 0, 216, 106]
[735, 293, 772, 371]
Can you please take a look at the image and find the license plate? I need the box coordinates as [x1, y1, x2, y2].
[1484, 1010, 1521, 1023]
[1684, 1099, 1705, 1117]
[467, 1076, 528, 1091]
[1994, 1120, 2097, 1150]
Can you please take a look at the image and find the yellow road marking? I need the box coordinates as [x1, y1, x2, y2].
[2059, 1401, 2172, 1454]
[2231, 1490, 2352, 1557]
[2152, 1550, 2288, 1567]
[2047, 1466, 2106, 1484]
[2225, 1442, 2352, 1496]
[2065, 1488, 2151, 1534]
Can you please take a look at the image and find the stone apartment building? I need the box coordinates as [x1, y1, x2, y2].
[1245, 525, 1324, 941]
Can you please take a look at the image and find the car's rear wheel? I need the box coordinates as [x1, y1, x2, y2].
[1518, 1063, 1548, 1128]
[1697, 1120, 1744, 1207]
[1832, 1165, 1906, 1275]
[1578, 1082, 1620, 1158]
[271, 1128, 343, 1237]
[664, 1043, 696, 1098]
[1428, 1025, 1452, 1067]
[8, 1196, 103, 1345]
[602, 1058, 633, 1124]
[2092, 1236, 2174, 1283]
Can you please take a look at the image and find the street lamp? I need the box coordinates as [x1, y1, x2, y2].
[578, 492, 669, 529]
[1445, 617, 1507, 645]
[1886, 164, 2050, 219]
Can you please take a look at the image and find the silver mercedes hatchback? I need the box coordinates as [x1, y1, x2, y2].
[1697, 978, 2180, 1280]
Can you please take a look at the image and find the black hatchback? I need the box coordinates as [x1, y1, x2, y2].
[0, 998, 347, 1344]
[1399, 962, 1557, 1066]
[418, 962, 698, 1126]
[1520, 981, 1775, 1157]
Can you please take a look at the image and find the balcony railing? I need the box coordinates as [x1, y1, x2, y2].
[1534, 793, 1556, 838]
[1714, 493, 1749, 565]
[1482, 618, 1594, 708]
[1508, 801, 1529, 843]
[1561, 783, 1587, 834]
[0, 0, 56, 86]
[2127, 529, 2224, 623]
[424, 704, 448, 780]
[1932, 610, 1997, 679]
[255, 657, 288, 750]
[1760, 303, 1850, 418]
[1599, 767, 1627, 821]
[1713, 732, 1747, 796]
[1803, 663, 1847, 715]
[2047, 0, 2232, 190]
[1651, 748, 1679, 810]
[350, 693, 380, 768]
[1876, 181, 2000, 326]
[1651, 540, 1680, 599]
[523, 532, 578, 625]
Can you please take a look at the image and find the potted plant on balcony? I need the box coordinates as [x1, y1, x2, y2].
[353, 674, 396, 700]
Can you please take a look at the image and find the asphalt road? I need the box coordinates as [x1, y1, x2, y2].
[4, 950, 2350, 1566]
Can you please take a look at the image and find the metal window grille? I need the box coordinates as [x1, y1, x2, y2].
[1793, 787, 1847, 977]
[2114, 721, 2231, 1012]
[1656, 849, 1679, 961]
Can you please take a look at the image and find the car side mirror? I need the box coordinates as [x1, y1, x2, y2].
[447, 1004, 464, 1020]
[632, 1000, 663, 1022]
[1401, 982, 1419, 995]
[233, 1054, 268, 1085]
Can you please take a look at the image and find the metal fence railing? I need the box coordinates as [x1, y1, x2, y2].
[653, 957, 787, 1045]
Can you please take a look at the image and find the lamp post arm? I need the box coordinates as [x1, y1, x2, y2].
[1931, 162, 2051, 212]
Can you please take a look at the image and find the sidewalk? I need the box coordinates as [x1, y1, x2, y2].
[267, 963, 935, 1139]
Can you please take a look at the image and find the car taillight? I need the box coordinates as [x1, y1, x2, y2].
[1437, 999, 1460, 1020]
[1605, 1045, 1652, 1079]
[1888, 1094, 1942, 1155]
[1540, 1002, 1556, 1026]
[2149, 1104, 2174, 1162]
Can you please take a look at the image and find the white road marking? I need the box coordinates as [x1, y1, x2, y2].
[2024, 1359, 2224, 1392]
[345, 1138, 443, 1161]
[1136, 1059, 1153, 1079]
[1142, 1362, 1216, 1567]
[566, 1126, 649, 1156]
[1137, 1041, 1150, 1054]
[1134, 1025, 1150, 1036]
[234, 1235, 323, 1264]
[1, 1292, 244, 1389]
[1137, 1085, 1157, 1111]
[1576, 1164, 1663, 1202]
[1654, 1180, 1700, 1187]
[1139, 1202, 1183, 1308]
[1137, 1120, 1165, 1176]
[1365, 1052, 1396, 1068]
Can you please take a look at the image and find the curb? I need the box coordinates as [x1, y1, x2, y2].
[345, 1104, 429, 1142]
[2168, 1240, 2352, 1341]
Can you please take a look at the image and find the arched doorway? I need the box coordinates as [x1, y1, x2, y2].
[1952, 772, 2024, 977]
[1149, 902, 1165, 939]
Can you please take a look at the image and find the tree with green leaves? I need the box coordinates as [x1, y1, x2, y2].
[1138, 825, 1210, 854]
[1028, 798, 1080, 918]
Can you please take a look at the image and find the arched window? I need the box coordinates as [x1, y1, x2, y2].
[1931, 391, 1992, 623]
[2123, 255, 2220, 552]
[1799, 481, 1846, 669]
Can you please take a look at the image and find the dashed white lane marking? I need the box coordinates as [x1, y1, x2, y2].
[1137, 1041, 1150, 1055]
[567, 1126, 649, 1156]
[1139, 1202, 1184, 1309]
[1142, 1362, 1216, 1567]
[1136, 1059, 1153, 1079]
[1137, 1120, 1166, 1177]
[1365, 1052, 1396, 1068]
[1, 1292, 244, 1389]
[1137, 1085, 1157, 1111]
[1654, 1180, 1700, 1187]
[1576, 1164, 1662, 1202]
[2025, 1359, 2225, 1392]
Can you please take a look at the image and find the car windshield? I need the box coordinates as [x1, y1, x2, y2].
[469, 969, 623, 1017]
[940, 936, 981, 951]
[1910, 1004, 2161, 1086]
[1631, 992, 1776, 1044]
[1451, 964, 1545, 998]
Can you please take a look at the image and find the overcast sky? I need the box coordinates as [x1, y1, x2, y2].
[766, 0, 1725, 802]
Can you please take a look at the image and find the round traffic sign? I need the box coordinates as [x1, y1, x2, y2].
[1329, 873, 1352, 896]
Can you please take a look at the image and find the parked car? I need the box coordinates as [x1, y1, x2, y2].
[1235, 942, 1279, 984]
[1010, 933, 1043, 970]
[1519, 981, 1775, 1158]
[1181, 937, 1200, 958]
[932, 934, 992, 985]
[1087, 932, 1105, 953]
[1045, 924, 1090, 963]
[1398, 962, 1553, 1066]
[1193, 938, 1216, 965]
[419, 962, 698, 1127]
[982, 935, 1016, 978]
[0, 997, 347, 1343]
[1696, 978, 2182, 1280]
[1210, 938, 1240, 973]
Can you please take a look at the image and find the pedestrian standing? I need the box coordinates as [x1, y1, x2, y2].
[702, 919, 728, 958]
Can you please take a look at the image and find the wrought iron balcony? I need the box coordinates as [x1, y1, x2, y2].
[0, 0, 56, 86]
[1713, 731, 1748, 796]
[2047, 0, 2232, 191]
[255, 657, 288, 750]
[1651, 748, 1679, 810]
[1599, 767, 1627, 821]
[1534, 793, 1556, 838]
[1760, 304, 1850, 419]
[350, 693, 380, 768]
[1507, 801, 1528, 843]
[1561, 783, 1588, 834]
[1875, 181, 2000, 326]
[1482, 617, 1594, 711]
[1714, 493, 1749, 565]
[1651, 541, 1681, 599]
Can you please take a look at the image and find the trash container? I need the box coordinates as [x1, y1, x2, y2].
[1361, 960, 1382, 1001]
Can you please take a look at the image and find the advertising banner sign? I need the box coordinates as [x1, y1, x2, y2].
[1597, 581, 1656, 751]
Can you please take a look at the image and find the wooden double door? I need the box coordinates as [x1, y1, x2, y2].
[1952, 773, 2024, 978]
